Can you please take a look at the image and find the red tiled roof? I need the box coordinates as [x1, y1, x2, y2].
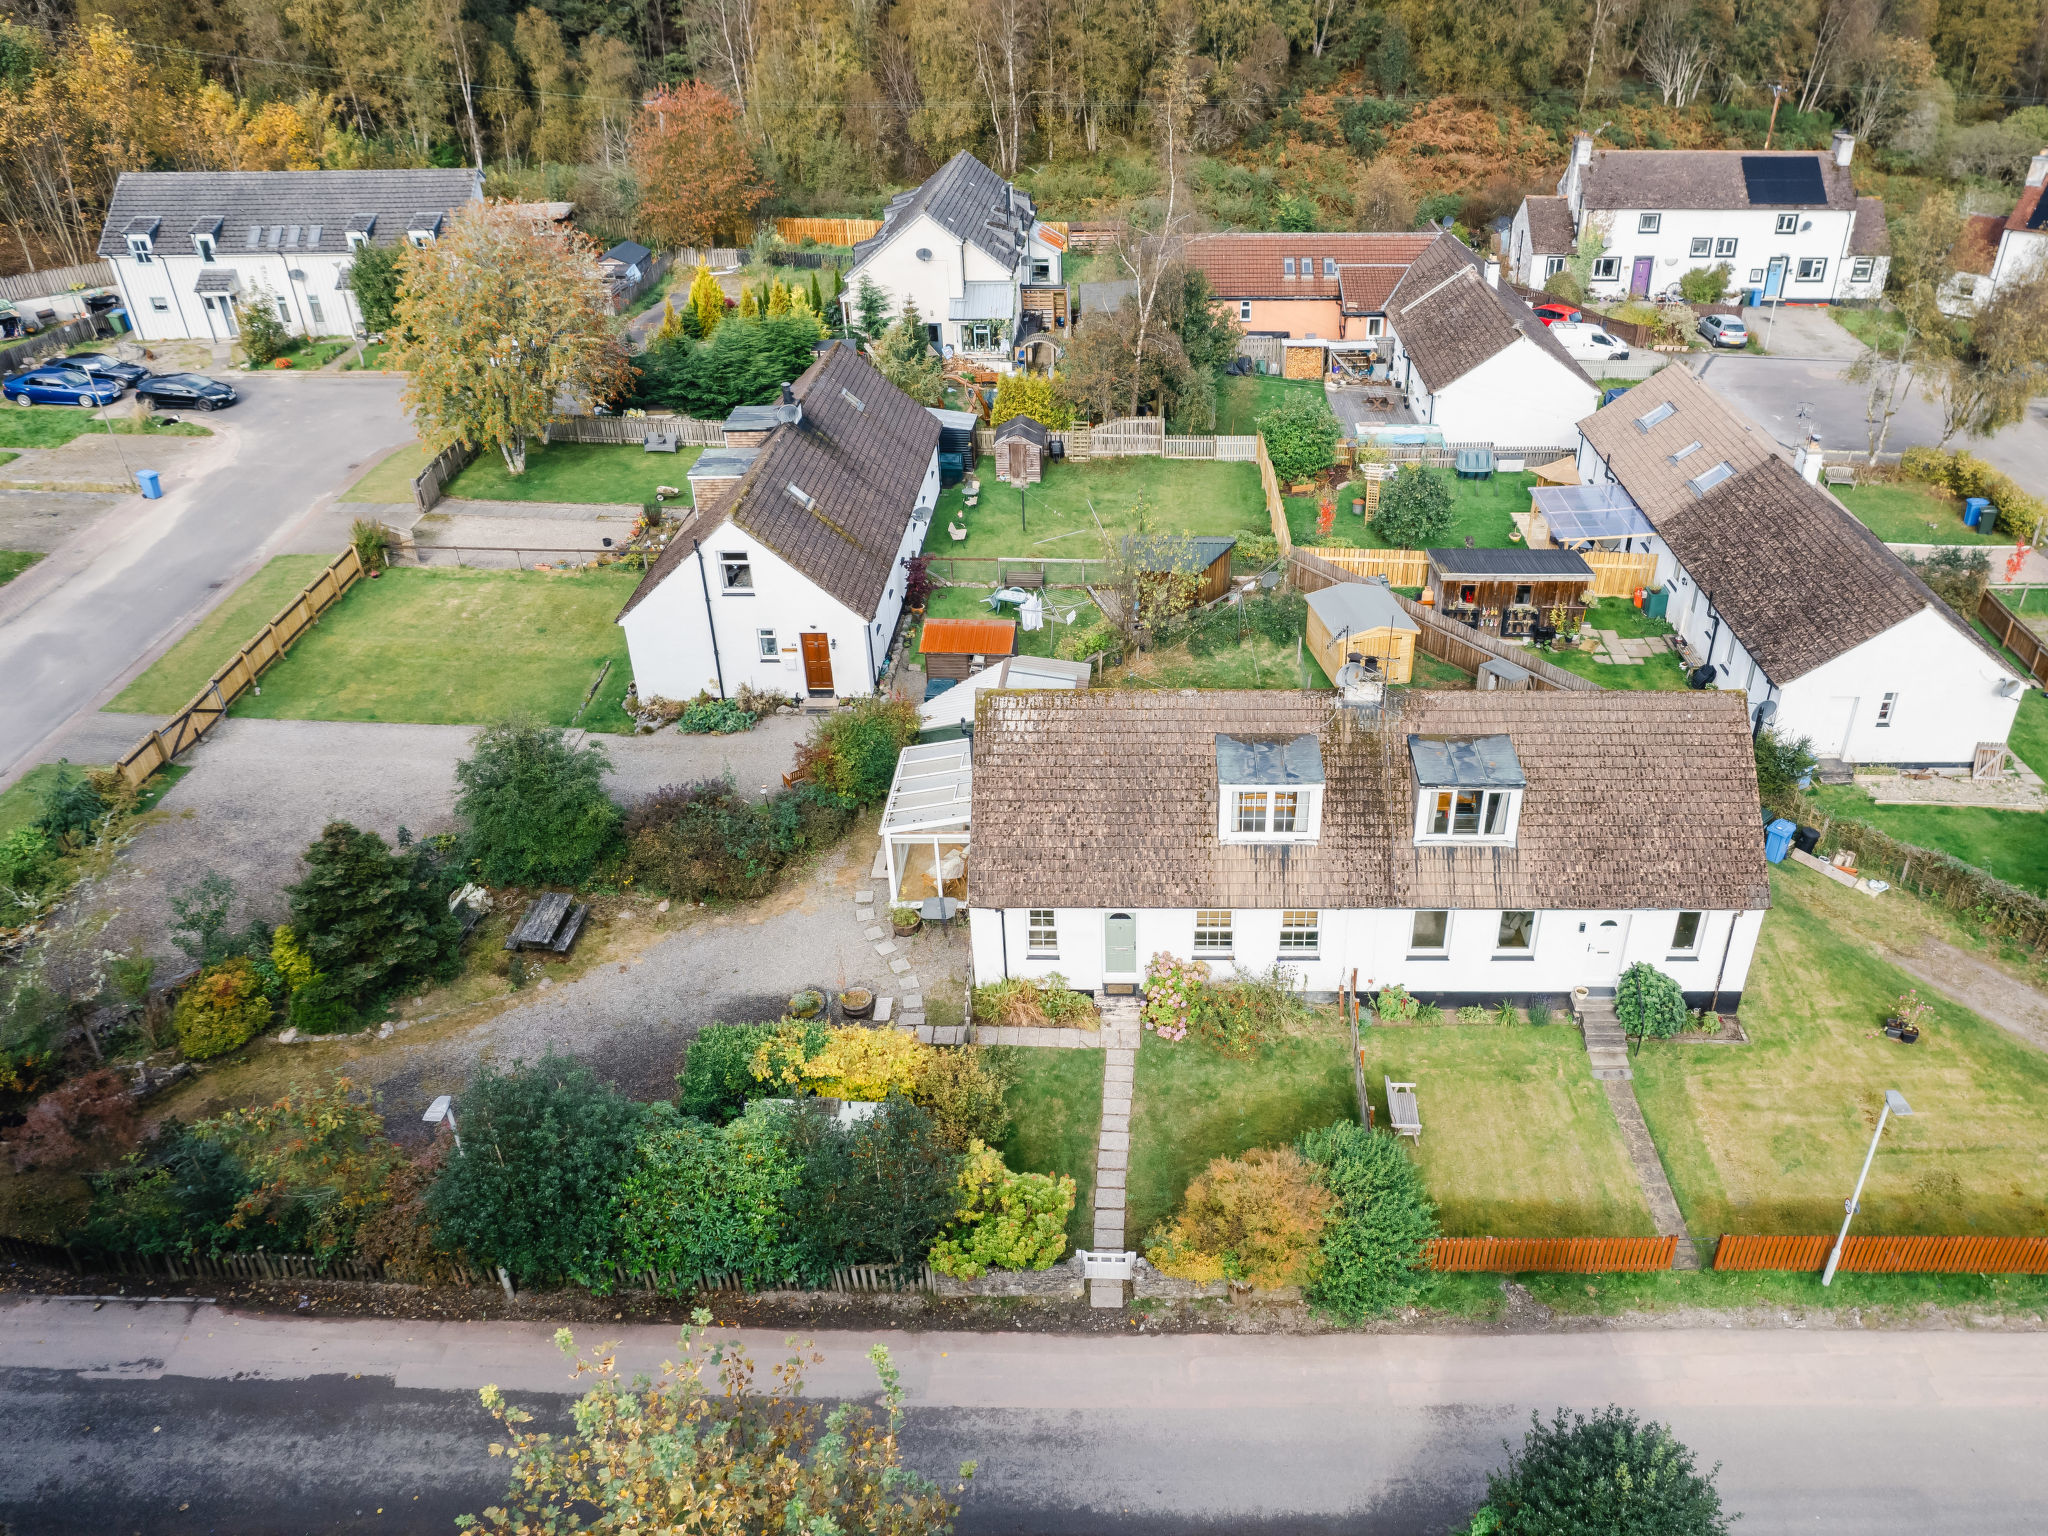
[1185, 232, 1433, 301]
[1953, 214, 2003, 276]
[1336, 263, 1411, 312]
[920, 617, 1016, 656]
[2005, 183, 2045, 235]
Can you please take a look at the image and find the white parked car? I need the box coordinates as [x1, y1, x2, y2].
[1549, 323, 1632, 362]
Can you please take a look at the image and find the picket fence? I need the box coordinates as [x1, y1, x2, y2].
[545, 413, 727, 446]
[1428, 1236, 1678, 1273]
[0, 259, 116, 302]
[1713, 1233, 2048, 1274]
[116, 546, 366, 787]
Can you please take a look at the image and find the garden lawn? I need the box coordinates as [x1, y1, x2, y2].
[0, 549, 41, 585]
[1109, 632, 1331, 690]
[1834, 482, 2007, 546]
[1631, 861, 2048, 1238]
[1403, 651, 1475, 689]
[1355, 1021, 1656, 1237]
[925, 457, 1264, 563]
[1832, 305, 1907, 354]
[1127, 1018, 1357, 1243]
[443, 442, 703, 506]
[996, 1046, 1103, 1255]
[344, 340, 395, 370]
[1541, 597, 1689, 691]
[918, 584, 1100, 661]
[1291, 470, 1533, 551]
[1216, 373, 1323, 436]
[1801, 784, 2048, 895]
[222, 566, 638, 728]
[108, 554, 334, 715]
[341, 442, 431, 503]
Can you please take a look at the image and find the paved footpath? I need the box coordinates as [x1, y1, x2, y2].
[1, 1297, 2044, 1533]
[1090, 997, 1141, 1302]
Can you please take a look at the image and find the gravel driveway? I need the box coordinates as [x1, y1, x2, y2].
[73, 714, 809, 960]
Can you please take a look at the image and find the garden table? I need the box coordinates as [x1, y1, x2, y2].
[920, 896, 960, 938]
[984, 586, 1031, 611]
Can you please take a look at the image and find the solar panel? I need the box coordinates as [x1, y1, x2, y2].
[1742, 156, 1827, 206]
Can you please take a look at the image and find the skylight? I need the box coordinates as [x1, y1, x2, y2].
[1669, 440, 1702, 462]
[786, 483, 818, 511]
[840, 388, 865, 412]
[1634, 402, 1676, 432]
[1687, 462, 1735, 497]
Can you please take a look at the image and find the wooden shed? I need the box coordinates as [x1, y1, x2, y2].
[992, 415, 1047, 486]
[1425, 547, 1592, 639]
[1304, 580, 1418, 685]
[1124, 534, 1238, 605]
[919, 616, 1016, 682]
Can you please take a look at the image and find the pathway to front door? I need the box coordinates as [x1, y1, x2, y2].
[1090, 996, 1142, 1306]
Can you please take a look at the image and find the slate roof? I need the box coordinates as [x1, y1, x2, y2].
[619, 347, 939, 623]
[1522, 195, 1576, 255]
[1850, 198, 1891, 257]
[1184, 232, 1433, 300]
[1578, 150, 1857, 212]
[97, 169, 483, 258]
[1385, 233, 1584, 392]
[994, 415, 1048, 446]
[602, 240, 652, 267]
[1578, 370, 2018, 684]
[969, 689, 1771, 912]
[1426, 547, 1593, 580]
[854, 152, 1035, 270]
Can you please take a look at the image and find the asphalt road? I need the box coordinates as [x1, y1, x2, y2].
[0, 374, 411, 784]
[1, 1298, 2042, 1534]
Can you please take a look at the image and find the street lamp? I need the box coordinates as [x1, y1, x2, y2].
[1822, 1088, 1912, 1286]
[424, 1093, 463, 1155]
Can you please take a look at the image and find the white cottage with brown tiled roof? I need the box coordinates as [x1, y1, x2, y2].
[967, 689, 1771, 1011]
[617, 348, 940, 702]
[1576, 370, 2024, 766]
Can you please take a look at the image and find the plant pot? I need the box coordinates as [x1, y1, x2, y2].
[786, 989, 825, 1021]
[839, 988, 874, 1020]
[1884, 1020, 1920, 1043]
[892, 916, 922, 937]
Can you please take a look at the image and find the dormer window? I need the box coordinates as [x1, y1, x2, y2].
[1216, 732, 1322, 844]
[347, 230, 370, 251]
[127, 235, 153, 263]
[194, 234, 215, 263]
[1410, 734, 1525, 845]
[407, 212, 443, 247]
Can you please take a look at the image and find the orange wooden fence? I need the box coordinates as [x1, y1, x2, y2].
[772, 217, 881, 247]
[1428, 1236, 1678, 1273]
[1713, 1233, 2048, 1273]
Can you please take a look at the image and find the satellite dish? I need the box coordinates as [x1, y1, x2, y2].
[915, 247, 933, 262]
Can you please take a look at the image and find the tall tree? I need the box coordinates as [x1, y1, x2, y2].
[633, 82, 770, 247]
[394, 202, 631, 474]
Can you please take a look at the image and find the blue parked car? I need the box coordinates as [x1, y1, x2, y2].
[2, 366, 125, 408]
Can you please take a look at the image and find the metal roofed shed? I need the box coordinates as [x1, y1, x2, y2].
[881, 738, 972, 903]
[1408, 734, 1527, 787]
[1216, 732, 1324, 785]
[1529, 483, 1653, 546]
[1477, 657, 1533, 691]
[1304, 581, 1418, 685]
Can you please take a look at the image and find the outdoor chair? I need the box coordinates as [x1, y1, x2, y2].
[643, 430, 679, 454]
[1385, 1078, 1422, 1142]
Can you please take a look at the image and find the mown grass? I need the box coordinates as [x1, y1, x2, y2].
[1632, 861, 2048, 1239]
[926, 456, 1265, 563]
[107, 554, 334, 715]
[1127, 1016, 1357, 1244]
[1803, 784, 2048, 895]
[1290, 470, 1534, 551]
[0, 549, 41, 585]
[445, 441, 703, 506]
[340, 442, 431, 504]
[1216, 373, 1323, 437]
[0, 410, 208, 449]
[1107, 631, 1333, 690]
[1834, 482, 2007, 546]
[995, 1046, 1104, 1255]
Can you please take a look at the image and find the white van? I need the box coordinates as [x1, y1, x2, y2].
[1549, 322, 1631, 362]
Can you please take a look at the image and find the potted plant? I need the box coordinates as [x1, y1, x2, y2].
[1884, 988, 1930, 1043]
[839, 987, 874, 1020]
[890, 904, 922, 936]
[787, 988, 826, 1021]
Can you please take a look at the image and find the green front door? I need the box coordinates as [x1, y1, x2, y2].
[1104, 912, 1137, 986]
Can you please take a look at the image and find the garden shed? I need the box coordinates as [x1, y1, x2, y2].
[1123, 534, 1238, 605]
[1305, 579, 1417, 684]
[992, 415, 1047, 486]
[1426, 547, 1593, 638]
[919, 616, 1016, 683]
[882, 738, 971, 904]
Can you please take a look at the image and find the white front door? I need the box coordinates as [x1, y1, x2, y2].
[1816, 696, 1858, 757]
[1585, 914, 1630, 982]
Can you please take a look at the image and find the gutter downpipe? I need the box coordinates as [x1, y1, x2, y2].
[1708, 911, 1739, 1014]
[693, 539, 726, 700]
[864, 621, 878, 693]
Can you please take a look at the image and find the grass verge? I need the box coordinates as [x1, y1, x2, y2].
[1518, 1267, 2048, 1317]
[0, 549, 42, 585]
[925, 457, 1264, 563]
[340, 443, 431, 504]
[1356, 1021, 1656, 1237]
[1127, 1016, 1357, 1244]
[108, 554, 334, 715]
[0, 410, 208, 450]
[995, 1046, 1104, 1255]
[445, 441, 703, 506]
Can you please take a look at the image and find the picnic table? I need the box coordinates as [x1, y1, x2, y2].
[1385, 1077, 1422, 1142]
[504, 890, 589, 954]
[984, 586, 1033, 611]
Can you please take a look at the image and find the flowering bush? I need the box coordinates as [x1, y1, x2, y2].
[1141, 952, 1210, 1041]
[928, 1138, 1075, 1278]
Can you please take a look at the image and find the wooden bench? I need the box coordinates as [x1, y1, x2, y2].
[999, 566, 1046, 590]
[1823, 465, 1854, 488]
[644, 430, 680, 454]
[1385, 1077, 1422, 1142]
[504, 890, 589, 954]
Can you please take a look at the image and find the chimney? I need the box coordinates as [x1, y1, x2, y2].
[1831, 132, 1855, 169]
[780, 383, 795, 404]
[1574, 132, 1594, 168]
[1795, 431, 1824, 485]
[2028, 150, 2048, 189]
[1483, 256, 1500, 289]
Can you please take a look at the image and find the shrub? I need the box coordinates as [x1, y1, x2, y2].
[1259, 392, 1342, 483]
[270, 925, 315, 993]
[971, 972, 1099, 1028]
[1527, 997, 1553, 1029]
[1299, 1120, 1438, 1320]
[989, 372, 1073, 429]
[1615, 962, 1688, 1042]
[0, 978, 61, 1093]
[780, 1098, 963, 1282]
[1905, 544, 1990, 620]
[455, 721, 621, 887]
[287, 822, 462, 1008]
[613, 1103, 803, 1285]
[33, 759, 113, 845]
[1372, 465, 1455, 548]
[911, 1047, 1014, 1150]
[1242, 589, 1307, 644]
[1146, 1146, 1333, 1290]
[1375, 983, 1419, 1021]
[786, 1024, 929, 1102]
[1191, 964, 1311, 1058]
[679, 1020, 824, 1121]
[3, 1069, 140, 1171]
[1470, 1406, 1731, 1536]
[349, 517, 390, 573]
[1753, 727, 1816, 805]
[79, 1125, 254, 1257]
[676, 697, 757, 734]
[1455, 1004, 1490, 1025]
[173, 958, 273, 1059]
[193, 1076, 404, 1259]
[928, 1139, 1075, 1278]
[352, 1138, 457, 1282]
[237, 288, 291, 363]
[625, 777, 856, 902]
[1678, 263, 1733, 304]
[1898, 445, 2047, 539]
[1141, 952, 1210, 1041]
[168, 869, 239, 967]
[1053, 621, 1116, 661]
[792, 697, 920, 803]
[425, 1054, 646, 1286]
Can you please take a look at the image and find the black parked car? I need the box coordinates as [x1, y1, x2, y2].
[56, 352, 150, 385]
[133, 373, 238, 411]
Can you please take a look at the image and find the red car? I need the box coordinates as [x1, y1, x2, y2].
[1531, 302, 1582, 327]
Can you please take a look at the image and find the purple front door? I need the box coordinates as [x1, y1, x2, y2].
[1631, 256, 1655, 298]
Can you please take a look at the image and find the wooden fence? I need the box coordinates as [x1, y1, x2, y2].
[674, 246, 747, 270]
[0, 259, 116, 302]
[1359, 442, 1579, 471]
[1428, 1236, 1679, 1273]
[1979, 589, 2048, 686]
[0, 315, 104, 375]
[1236, 335, 1285, 373]
[1166, 434, 1259, 461]
[1258, 432, 1291, 557]
[773, 217, 879, 247]
[114, 548, 366, 788]
[1296, 546, 1429, 587]
[1583, 549, 1660, 600]
[544, 413, 727, 446]
[922, 555, 1113, 586]
[1090, 416, 1165, 457]
[412, 440, 475, 513]
[1713, 1233, 2048, 1274]
[608, 251, 673, 314]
